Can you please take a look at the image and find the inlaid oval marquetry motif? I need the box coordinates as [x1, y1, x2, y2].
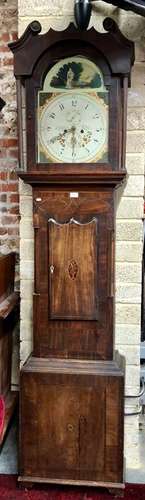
[68, 260, 78, 280]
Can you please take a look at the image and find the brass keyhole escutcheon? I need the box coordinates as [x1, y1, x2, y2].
[50, 265, 54, 274]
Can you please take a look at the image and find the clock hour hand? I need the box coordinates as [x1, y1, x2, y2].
[49, 131, 66, 144]
[70, 126, 77, 158]
[49, 127, 75, 145]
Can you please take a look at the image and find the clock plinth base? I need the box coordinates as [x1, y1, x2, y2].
[19, 357, 124, 488]
[18, 475, 125, 495]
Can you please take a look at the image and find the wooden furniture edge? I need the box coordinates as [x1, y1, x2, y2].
[18, 475, 125, 489]
[18, 171, 126, 187]
[0, 292, 20, 320]
[21, 356, 124, 377]
[0, 391, 18, 446]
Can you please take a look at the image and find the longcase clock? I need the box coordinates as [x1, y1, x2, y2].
[9, 18, 134, 493]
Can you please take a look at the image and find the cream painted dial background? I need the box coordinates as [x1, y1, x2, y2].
[39, 92, 108, 163]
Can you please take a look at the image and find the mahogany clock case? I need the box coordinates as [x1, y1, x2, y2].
[9, 19, 134, 490]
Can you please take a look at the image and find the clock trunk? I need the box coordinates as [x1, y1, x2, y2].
[33, 187, 114, 360]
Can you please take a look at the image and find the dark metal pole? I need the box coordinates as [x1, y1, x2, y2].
[0, 97, 6, 112]
[91, 0, 145, 17]
[74, 0, 92, 29]
[74, 0, 145, 30]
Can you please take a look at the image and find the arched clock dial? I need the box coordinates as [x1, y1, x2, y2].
[38, 93, 108, 163]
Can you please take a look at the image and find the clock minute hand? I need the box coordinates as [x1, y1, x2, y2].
[70, 126, 77, 158]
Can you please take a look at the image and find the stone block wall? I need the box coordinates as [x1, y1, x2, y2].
[18, 0, 145, 476]
[0, 0, 19, 257]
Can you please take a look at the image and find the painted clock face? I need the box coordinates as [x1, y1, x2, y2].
[38, 93, 108, 163]
[37, 56, 109, 164]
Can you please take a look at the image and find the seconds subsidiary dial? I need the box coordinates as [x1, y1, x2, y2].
[38, 93, 108, 163]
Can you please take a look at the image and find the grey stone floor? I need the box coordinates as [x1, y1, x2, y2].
[0, 414, 18, 474]
[0, 413, 145, 482]
[126, 413, 145, 484]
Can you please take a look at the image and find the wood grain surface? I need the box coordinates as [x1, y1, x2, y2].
[20, 357, 124, 484]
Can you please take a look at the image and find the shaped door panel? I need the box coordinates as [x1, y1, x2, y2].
[49, 218, 97, 320]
